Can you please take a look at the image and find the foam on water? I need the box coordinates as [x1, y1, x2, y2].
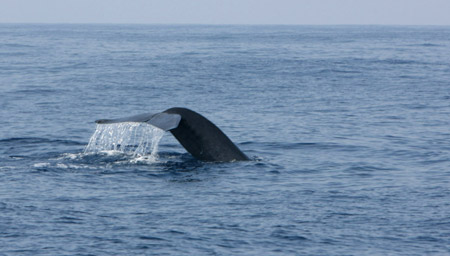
[84, 122, 165, 161]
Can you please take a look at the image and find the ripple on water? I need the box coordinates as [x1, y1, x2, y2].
[1, 25, 450, 255]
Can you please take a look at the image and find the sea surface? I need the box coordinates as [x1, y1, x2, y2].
[0, 24, 449, 255]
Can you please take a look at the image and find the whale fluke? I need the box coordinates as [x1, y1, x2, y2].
[95, 108, 249, 162]
[96, 112, 181, 131]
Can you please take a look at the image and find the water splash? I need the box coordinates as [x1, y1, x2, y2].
[84, 123, 165, 161]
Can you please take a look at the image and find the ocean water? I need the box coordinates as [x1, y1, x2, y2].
[0, 24, 449, 255]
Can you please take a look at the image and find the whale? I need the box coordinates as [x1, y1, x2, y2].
[95, 107, 249, 162]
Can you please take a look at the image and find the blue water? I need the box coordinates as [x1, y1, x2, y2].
[1, 24, 450, 255]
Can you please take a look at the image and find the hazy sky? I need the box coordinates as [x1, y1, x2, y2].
[1, 0, 449, 25]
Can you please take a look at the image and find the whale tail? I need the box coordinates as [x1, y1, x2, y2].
[94, 108, 249, 162]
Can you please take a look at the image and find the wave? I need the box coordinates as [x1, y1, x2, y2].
[241, 141, 368, 152]
[0, 137, 84, 146]
[0, 43, 35, 48]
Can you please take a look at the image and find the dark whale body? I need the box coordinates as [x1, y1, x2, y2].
[95, 107, 249, 162]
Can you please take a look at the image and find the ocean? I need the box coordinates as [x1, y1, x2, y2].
[0, 24, 449, 255]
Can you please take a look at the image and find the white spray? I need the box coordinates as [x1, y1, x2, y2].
[84, 123, 165, 161]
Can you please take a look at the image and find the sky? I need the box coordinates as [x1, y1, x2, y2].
[1, 0, 450, 25]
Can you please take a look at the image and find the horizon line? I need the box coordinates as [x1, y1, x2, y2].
[1, 22, 449, 27]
